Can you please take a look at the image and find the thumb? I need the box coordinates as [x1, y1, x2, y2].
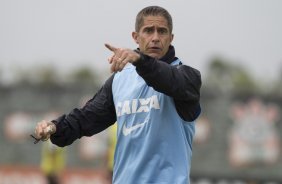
[105, 43, 117, 52]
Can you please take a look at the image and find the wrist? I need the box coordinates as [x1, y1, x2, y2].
[130, 50, 141, 64]
[47, 122, 56, 135]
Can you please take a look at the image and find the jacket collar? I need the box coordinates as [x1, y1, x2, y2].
[136, 45, 177, 64]
[160, 45, 177, 64]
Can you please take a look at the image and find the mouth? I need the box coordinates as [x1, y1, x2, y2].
[148, 47, 162, 52]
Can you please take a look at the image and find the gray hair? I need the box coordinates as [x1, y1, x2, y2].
[135, 6, 173, 33]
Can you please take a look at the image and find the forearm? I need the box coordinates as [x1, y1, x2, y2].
[50, 74, 117, 147]
[50, 108, 116, 147]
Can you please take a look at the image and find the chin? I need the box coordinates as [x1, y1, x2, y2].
[148, 53, 162, 59]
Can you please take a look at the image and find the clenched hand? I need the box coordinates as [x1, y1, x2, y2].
[34, 120, 56, 141]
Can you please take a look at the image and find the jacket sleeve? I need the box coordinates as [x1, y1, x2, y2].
[50, 74, 116, 147]
[133, 54, 201, 121]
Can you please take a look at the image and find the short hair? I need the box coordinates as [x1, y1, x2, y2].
[135, 6, 173, 33]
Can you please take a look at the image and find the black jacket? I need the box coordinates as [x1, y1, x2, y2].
[51, 46, 202, 147]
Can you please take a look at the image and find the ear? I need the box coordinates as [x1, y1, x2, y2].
[170, 33, 174, 43]
[132, 32, 139, 44]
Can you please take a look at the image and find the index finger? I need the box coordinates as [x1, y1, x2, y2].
[105, 43, 117, 52]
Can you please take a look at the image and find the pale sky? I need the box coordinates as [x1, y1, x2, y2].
[0, 0, 282, 82]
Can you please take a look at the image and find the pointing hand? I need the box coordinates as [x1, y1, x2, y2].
[105, 43, 140, 73]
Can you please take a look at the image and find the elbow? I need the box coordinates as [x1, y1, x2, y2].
[182, 85, 200, 102]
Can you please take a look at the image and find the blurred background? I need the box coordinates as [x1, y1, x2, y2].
[0, 0, 281, 184]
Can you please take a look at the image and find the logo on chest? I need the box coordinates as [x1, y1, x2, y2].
[116, 95, 160, 117]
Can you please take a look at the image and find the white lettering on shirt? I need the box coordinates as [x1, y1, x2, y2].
[116, 95, 160, 117]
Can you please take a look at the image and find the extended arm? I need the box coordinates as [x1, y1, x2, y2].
[51, 74, 116, 147]
[34, 74, 117, 147]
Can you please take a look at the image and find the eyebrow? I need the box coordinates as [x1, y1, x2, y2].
[143, 25, 169, 31]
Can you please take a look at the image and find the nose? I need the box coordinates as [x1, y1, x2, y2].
[152, 31, 160, 43]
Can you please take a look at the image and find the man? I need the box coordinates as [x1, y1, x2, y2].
[34, 6, 201, 184]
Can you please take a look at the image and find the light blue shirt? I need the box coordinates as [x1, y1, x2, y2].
[112, 59, 195, 184]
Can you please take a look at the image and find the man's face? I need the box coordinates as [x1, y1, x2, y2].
[132, 15, 174, 59]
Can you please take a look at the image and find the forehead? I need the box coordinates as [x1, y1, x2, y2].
[141, 15, 169, 28]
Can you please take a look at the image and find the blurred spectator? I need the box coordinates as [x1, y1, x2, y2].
[41, 140, 66, 184]
[106, 123, 117, 181]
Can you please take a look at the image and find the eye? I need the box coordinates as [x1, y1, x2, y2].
[144, 27, 154, 33]
[158, 28, 168, 34]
